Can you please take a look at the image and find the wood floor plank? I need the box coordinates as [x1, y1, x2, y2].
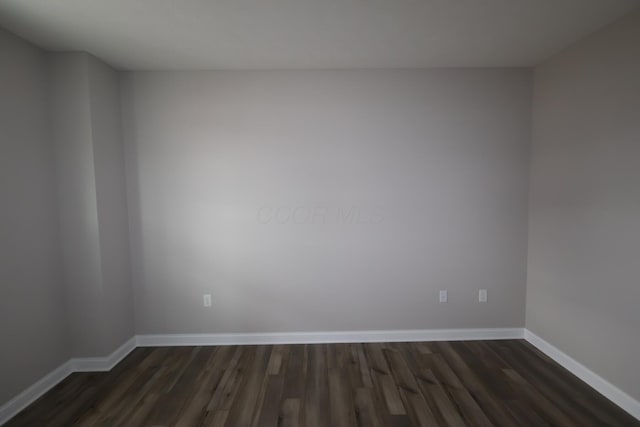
[206, 410, 229, 427]
[226, 345, 271, 426]
[97, 351, 170, 425]
[176, 346, 234, 427]
[503, 399, 552, 427]
[434, 341, 527, 427]
[250, 359, 276, 426]
[146, 347, 212, 425]
[365, 343, 406, 415]
[356, 343, 374, 389]
[506, 340, 639, 426]
[354, 387, 383, 427]
[280, 398, 301, 427]
[216, 346, 255, 412]
[303, 344, 330, 427]
[4, 340, 638, 427]
[416, 352, 494, 427]
[328, 367, 357, 427]
[501, 367, 578, 427]
[254, 374, 286, 427]
[491, 342, 600, 425]
[283, 344, 306, 400]
[415, 368, 467, 427]
[205, 346, 245, 410]
[384, 348, 439, 426]
[266, 344, 285, 375]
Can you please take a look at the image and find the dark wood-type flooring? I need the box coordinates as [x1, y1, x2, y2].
[6, 340, 638, 426]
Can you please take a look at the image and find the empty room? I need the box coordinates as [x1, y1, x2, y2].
[1, 0, 639, 426]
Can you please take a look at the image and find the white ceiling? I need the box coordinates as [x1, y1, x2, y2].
[0, 0, 637, 70]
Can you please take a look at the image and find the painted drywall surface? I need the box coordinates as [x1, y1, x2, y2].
[0, 30, 69, 405]
[49, 53, 134, 356]
[87, 55, 135, 354]
[49, 53, 106, 356]
[121, 69, 532, 334]
[527, 9, 640, 401]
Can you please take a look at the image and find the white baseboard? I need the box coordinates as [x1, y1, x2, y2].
[71, 337, 137, 372]
[524, 329, 640, 421]
[0, 327, 522, 424]
[0, 360, 73, 426]
[0, 336, 136, 426]
[3, 328, 638, 425]
[6, 328, 524, 425]
[135, 327, 525, 347]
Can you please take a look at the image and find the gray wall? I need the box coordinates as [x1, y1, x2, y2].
[0, 34, 133, 409]
[87, 55, 135, 354]
[0, 29, 69, 405]
[527, 9, 640, 401]
[50, 53, 134, 357]
[49, 53, 105, 356]
[121, 69, 532, 334]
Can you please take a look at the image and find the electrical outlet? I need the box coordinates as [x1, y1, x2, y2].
[203, 294, 212, 307]
[479, 289, 487, 303]
[439, 290, 448, 303]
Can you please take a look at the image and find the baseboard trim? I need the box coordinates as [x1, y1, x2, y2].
[4, 328, 638, 425]
[136, 328, 525, 347]
[0, 336, 136, 426]
[71, 337, 137, 372]
[524, 329, 640, 421]
[0, 360, 73, 426]
[0, 327, 523, 425]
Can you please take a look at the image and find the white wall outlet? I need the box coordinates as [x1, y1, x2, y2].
[479, 289, 487, 303]
[203, 294, 212, 307]
[439, 290, 448, 303]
